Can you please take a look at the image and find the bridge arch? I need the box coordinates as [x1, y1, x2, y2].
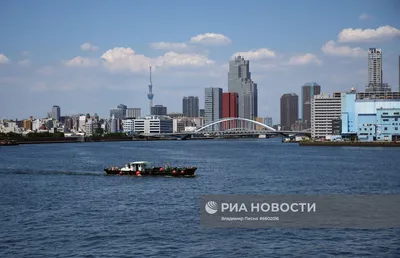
[195, 117, 276, 132]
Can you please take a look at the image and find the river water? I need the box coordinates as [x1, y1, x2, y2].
[0, 139, 399, 257]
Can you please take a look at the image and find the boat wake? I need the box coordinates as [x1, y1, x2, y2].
[5, 169, 105, 177]
[3, 169, 199, 178]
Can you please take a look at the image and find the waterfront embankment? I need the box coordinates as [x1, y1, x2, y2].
[1, 136, 243, 145]
[299, 141, 400, 147]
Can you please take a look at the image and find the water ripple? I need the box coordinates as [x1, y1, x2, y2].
[0, 139, 399, 257]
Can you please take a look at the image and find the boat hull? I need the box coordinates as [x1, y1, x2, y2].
[0, 140, 19, 146]
[104, 167, 197, 177]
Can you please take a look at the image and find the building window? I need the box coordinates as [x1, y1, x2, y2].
[384, 127, 387, 130]
[396, 127, 398, 130]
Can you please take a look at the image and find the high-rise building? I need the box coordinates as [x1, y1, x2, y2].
[365, 48, 392, 93]
[204, 87, 223, 131]
[302, 82, 321, 127]
[228, 56, 258, 119]
[311, 93, 341, 139]
[110, 115, 117, 133]
[398, 55, 400, 92]
[110, 104, 127, 119]
[264, 117, 273, 127]
[51, 105, 60, 121]
[367, 48, 383, 89]
[222, 92, 238, 118]
[110, 108, 124, 119]
[199, 109, 205, 117]
[182, 97, 188, 116]
[151, 105, 167, 116]
[126, 108, 141, 118]
[182, 96, 199, 117]
[79, 115, 87, 132]
[117, 104, 127, 117]
[222, 92, 238, 130]
[280, 93, 298, 131]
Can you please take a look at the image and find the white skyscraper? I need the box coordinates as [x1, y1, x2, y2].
[228, 56, 258, 120]
[311, 93, 341, 139]
[126, 108, 141, 118]
[204, 87, 222, 131]
[367, 48, 382, 89]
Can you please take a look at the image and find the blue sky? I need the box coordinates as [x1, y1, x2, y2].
[1, 0, 400, 123]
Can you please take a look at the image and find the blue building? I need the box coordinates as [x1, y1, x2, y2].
[341, 90, 400, 141]
[357, 113, 377, 141]
[376, 108, 400, 141]
[340, 91, 357, 135]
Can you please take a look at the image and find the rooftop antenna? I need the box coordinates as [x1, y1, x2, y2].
[147, 66, 154, 115]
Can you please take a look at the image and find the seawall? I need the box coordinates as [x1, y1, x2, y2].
[299, 141, 400, 147]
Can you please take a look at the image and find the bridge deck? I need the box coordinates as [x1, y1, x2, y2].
[142, 130, 310, 137]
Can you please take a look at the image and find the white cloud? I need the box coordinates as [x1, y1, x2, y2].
[359, 13, 372, 21]
[150, 33, 231, 52]
[100, 47, 153, 72]
[337, 25, 400, 43]
[80, 42, 99, 51]
[232, 48, 277, 60]
[288, 53, 322, 66]
[190, 33, 231, 45]
[149, 42, 189, 51]
[157, 51, 215, 67]
[321, 40, 366, 57]
[18, 59, 31, 66]
[100, 47, 214, 73]
[0, 53, 10, 64]
[64, 56, 98, 67]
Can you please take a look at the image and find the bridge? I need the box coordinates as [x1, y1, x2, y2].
[142, 117, 310, 138]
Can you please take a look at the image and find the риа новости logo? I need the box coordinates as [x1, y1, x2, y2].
[205, 201, 218, 214]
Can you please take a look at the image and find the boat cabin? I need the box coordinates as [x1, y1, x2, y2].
[122, 161, 152, 172]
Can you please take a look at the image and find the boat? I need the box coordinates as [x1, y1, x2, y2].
[104, 161, 197, 177]
[0, 140, 19, 146]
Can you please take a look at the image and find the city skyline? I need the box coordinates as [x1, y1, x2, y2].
[1, 0, 400, 123]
